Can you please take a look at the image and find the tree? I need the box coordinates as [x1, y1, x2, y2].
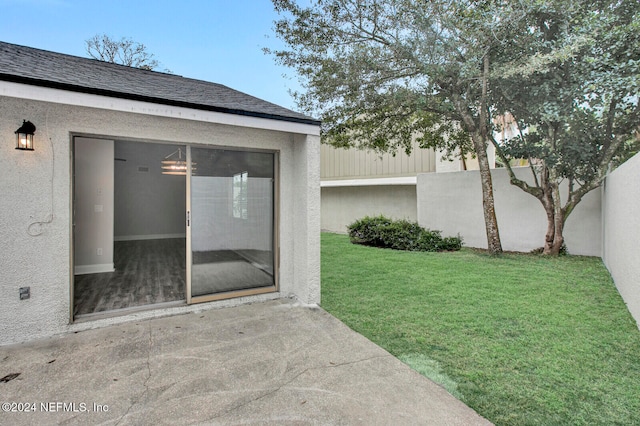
[490, 0, 640, 254]
[85, 34, 160, 70]
[269, 0, 530, 254]
[271, 0, 639, 256]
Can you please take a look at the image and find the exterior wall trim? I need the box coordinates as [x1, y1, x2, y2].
[0, 81, 320, 136]
[321, 176, 417, 187]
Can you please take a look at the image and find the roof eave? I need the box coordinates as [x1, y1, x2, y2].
[0, 73, 321, 127]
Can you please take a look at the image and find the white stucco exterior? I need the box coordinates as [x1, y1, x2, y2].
[602, 153, 640, 328]
[417, 167, 602, 256]
[0, 83, 320, 345]
[321, 184, 418, 234]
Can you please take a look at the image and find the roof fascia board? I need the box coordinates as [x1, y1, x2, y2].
[321, 176, 418, 187]
[0, 80, 320, 136]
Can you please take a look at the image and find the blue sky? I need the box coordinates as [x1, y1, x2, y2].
[0, 0, 301, 110]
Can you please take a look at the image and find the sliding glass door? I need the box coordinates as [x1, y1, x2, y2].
[187, 147, 277, 302]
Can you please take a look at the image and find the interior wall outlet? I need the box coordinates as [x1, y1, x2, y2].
[97, 248, 103, 256]
[19, 287, 30, 300]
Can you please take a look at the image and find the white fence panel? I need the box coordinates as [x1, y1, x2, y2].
[603, 153, 640, 328]
[416, 167, 602, 256]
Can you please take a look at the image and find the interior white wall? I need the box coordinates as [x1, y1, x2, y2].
[114, 141, 186, 240]
[74, 137, 115, 274]
[417, 167, 602, 256]
[191, 177, 272, 252]
[0, 92, 320, 346]
[603, 153, 640, 328]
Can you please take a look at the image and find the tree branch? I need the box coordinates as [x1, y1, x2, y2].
[490, 134, 542, 199]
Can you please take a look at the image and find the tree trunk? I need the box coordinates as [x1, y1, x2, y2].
[539, 170, 565, 255]
[453, 115, 503, 254]
[450, 54, 502, 254]
[472, 133, 503, 254]
[546, 181, 566, 254]
[478, 54, 502, 254]
[541, 203, 565, 255]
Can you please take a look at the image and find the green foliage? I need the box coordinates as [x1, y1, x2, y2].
[486, 0, 640, 254]
[347, 215, 462, 252]
[269, 0, 510, 155]
[270, 0, 507, 253]
[492, 0, 640, 192]
[270, 0, 640, 255]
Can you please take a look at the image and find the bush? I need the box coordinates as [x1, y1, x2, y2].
[347, 215, 463, 252]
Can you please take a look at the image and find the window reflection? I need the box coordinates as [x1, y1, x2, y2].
[190, 148, 274, 297]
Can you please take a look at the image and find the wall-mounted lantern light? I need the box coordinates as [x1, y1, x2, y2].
[15, 120, 36, 151]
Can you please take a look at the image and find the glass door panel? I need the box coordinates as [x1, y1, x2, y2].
[188, 147, 275, 300]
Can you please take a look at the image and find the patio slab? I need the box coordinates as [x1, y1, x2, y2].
[0, 299, 491, 425]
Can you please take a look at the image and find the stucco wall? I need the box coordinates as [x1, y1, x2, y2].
[602, 153, 640, 328]
[292, 133, 321, 304]
[321, 185, 418, 233]
[0, 94, 319, 345]
[417, 167, 602, 256]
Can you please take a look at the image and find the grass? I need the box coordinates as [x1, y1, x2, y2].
[320, 232, 640, 426]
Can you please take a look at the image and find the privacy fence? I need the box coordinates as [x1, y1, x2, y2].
[601, 153, 640, 328]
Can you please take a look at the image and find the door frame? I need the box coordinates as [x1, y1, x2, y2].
[70, 136, 280, 322]
[186, 145, 280, 304]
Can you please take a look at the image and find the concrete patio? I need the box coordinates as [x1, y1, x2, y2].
[0, 299, 491, 425]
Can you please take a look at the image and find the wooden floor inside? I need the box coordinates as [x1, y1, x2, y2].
[74, 239, 186, 316]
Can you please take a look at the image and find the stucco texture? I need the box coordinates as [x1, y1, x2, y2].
[417, 167, 602, 256]
[0, 95, 320, 345]
[603, 153, 640, 328]
[321, 185, 418, 233]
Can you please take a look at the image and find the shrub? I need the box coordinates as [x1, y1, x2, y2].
[347, 215, 463, 252]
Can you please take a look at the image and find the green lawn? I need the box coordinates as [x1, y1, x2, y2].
[320, 233, 640, 426]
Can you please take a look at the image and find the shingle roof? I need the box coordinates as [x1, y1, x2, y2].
[0, 41, 319, 126]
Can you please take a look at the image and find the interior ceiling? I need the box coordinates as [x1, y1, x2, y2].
[114, 140, 274, 178]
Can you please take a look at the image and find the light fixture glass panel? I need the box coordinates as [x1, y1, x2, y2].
[161, 147, 195, 175]
[15, 120, 35, 151]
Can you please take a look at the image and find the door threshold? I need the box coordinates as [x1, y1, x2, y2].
[73, 300, 187, 323]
